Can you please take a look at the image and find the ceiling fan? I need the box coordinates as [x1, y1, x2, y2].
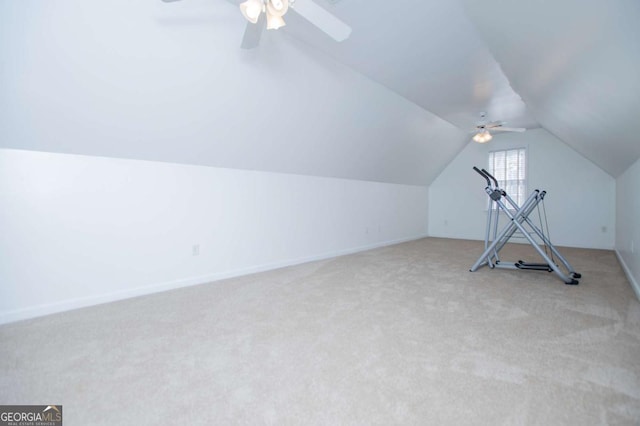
[161, 0, 352, 50]
[471, 113, 526, 143]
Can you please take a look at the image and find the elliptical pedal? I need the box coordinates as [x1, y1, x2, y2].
[516, 260, 552, 272]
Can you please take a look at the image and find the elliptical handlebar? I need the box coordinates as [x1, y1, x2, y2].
[481, 168, 499, 188]
[473, 166, 492, 187]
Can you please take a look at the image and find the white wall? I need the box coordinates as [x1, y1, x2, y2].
[616, 158, 640, 299]
[428, 128, 615, 249]
[0, 149, 428, 324]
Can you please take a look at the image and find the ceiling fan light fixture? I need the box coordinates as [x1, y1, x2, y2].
[473, 130, 492, 143]
[266, 12, 286, 29]
[267, 0, 289, 16]
[240, 0, 264, 24]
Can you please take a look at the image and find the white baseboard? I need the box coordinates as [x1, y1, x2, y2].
[615, 250, 640, 302]
[427, 233, 614, 250]
[0, 234, 428, 325]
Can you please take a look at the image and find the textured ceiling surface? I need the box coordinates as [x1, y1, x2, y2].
[286, 0, 640, 177]
[461, 0, 640, 177]
[0, 0, 469, 185]
[1, 0, 638, 182]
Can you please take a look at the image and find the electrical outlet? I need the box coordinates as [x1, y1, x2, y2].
[192, 244, 200, 256]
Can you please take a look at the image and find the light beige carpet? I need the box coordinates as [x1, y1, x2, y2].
[1, 237, 639, 425]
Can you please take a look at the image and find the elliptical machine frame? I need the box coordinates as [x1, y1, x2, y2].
[469, 166, 581, 285]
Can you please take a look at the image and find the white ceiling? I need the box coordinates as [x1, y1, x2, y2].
[0, 0, 469, 186]
[1, 0, 638, 183]
[284, 0, 640, 177]
[283, 0, 539, 131]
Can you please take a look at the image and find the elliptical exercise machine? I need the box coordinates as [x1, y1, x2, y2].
[469, 166, 581, 285]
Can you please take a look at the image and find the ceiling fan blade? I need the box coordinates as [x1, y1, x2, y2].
[491, 127, 526, 132]
[484, 121, 505, 129]
[291, 0, 351, 42]
[241, 13, 265, 49]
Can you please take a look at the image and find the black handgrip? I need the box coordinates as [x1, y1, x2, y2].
[481, 169, 499, 188]
[473, 166, 491, 186]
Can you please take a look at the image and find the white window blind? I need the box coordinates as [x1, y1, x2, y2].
[489, 148, 527, 207]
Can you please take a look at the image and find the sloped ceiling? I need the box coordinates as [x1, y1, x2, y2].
[284, 0, 640, 177]
[283, 0, 539, 131]
[460, 0, 640, 177]
[1, 0, 638, 184]
[0, 0, 468, 186]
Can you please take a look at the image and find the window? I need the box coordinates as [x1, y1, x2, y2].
[489, 148, 527, 207]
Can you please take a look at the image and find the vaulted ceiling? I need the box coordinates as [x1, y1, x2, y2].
[1, 0, 638, 183]
[284, 0, 640, 177]
[462, 0, 640, 177]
